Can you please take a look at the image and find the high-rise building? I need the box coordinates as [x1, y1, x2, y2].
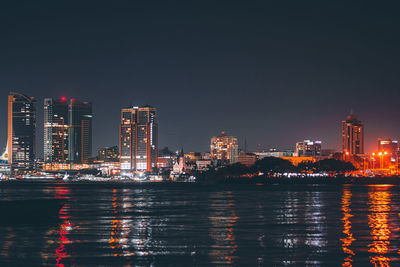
[120, 105, 158, 172]
[137, 106, 157, 171]
[378, 138, 398, 155]
[342, 113, 364, 155]
[120, 106, 138, 171]
[44, 98, 69, 163]
[68, 100, 92, 164]
[210, 131, 238, 164]
[7, 92, 36, 171]
[295, 140, 322, 157]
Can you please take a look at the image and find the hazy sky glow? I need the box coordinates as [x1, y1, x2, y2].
[1, 1, 400, 156]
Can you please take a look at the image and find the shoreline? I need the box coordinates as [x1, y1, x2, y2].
[1, 176, 400, 186]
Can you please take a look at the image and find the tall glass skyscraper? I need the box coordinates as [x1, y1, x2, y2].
[68, 100, 93, 164]
[120, 105, 158, 172]
[44, 98, 69, 163]
[7, 92, 36, 171]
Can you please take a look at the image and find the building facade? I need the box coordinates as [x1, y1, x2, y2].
[44, 98, 69, 163]
[378, 138, 398, 155]
[98, 146, 119, 162]
[68, 100, 93, 164]
[210, 131, 238, 164]
[295, 140, 322, 157]
[7, 92, 36, 171]
[342, 114, 364, 155]
[120, 105, 158, 172]
[255, 149, 293, 159]
[237, 151, 257, 166]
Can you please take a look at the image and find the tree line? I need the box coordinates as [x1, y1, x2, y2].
[201, 157, 356, 179]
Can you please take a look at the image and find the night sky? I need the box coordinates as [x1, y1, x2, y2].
[1, 1, 399, 156]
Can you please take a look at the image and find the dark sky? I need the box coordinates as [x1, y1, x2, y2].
[1, 0, 400, 156]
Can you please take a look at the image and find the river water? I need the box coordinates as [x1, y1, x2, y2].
[0, 181, 400, 266]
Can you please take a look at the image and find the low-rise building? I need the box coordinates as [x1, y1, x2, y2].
[255, 149, 293, 159]
[98, 146, 119, 162]
[184, 152, 202, 162]
[238, 152, 257, 166]
[196, 160, 212, 171]
[295, 140, 322, 157]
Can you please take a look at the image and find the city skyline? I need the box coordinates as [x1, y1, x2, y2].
[1, 1, 400, 154]
[3, 92, 398, 157]
[1, 92, 399, 156]
[2, 2, 400, 266]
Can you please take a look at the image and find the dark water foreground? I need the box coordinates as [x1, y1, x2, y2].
[1, 181, 400, 266]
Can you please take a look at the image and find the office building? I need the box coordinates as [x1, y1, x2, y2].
[120, 105, 158, 172]
[342, 113, 364, 155]
[295, 140, 322, 157]
[44, 98, 69, 163]
[98, 146, 119, 162]
[68, 100, 93, 163]
[210, 131, 238, 164]
[378, 138, 398, 154]
[7, 92, 36, 171]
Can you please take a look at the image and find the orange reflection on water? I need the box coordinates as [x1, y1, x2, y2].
[368, 187, 392, 267]
[341, 187, 355, 267]
[109, 189, 123, 257]
[225, 192, 239, 264]
[208, 191, 239, 265]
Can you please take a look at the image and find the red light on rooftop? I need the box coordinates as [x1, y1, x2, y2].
[60, 97, 66, 101]
[70, 98, 75, 102]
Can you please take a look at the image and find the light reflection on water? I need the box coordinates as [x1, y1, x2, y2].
[368, 187, 392, 266]
[341, 187, 355, 267]
[208, 191, 238, 265]
[1, 182, 400, 265]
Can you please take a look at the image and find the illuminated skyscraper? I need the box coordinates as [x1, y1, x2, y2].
[7, 92, 36, 171]
[68, 100, 93, 164]
[120, 105, 158, 172]
[120, 106, 138, 171]
[44, 98, 69, 163]
[137, 106, 158, 171]
[342, 113, 364, 155]
[210, 131, 238, 164]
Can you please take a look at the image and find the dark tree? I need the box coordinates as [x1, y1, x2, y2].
[296, 160, 316, 173]
[255, 157, 294, 174]
[315, 159, 356, 174]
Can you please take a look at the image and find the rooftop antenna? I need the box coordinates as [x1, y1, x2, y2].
[350, 108, 354, 115]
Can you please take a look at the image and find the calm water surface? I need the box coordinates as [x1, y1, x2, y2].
[1, 181, 400, 266]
